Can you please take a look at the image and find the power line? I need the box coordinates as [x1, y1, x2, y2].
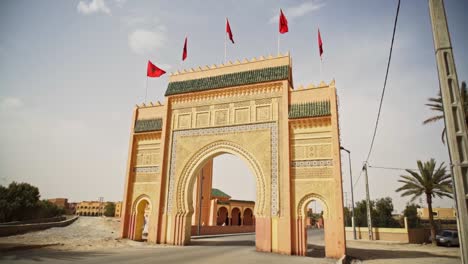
[353, 0, 401, 189]
[364, 0, 401, 163]
[353, 168, 364, 188]
[354, 164, 418, 188]
[368, 165, 418, 171]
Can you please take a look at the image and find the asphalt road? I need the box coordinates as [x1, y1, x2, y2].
[0, 229, 333, 264]
[1, 228, 461, 264]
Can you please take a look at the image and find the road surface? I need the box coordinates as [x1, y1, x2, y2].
[0, 228, 460, 264]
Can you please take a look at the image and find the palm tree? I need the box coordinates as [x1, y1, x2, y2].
[396, 159, 452, 245]
[423, 81, 468, 143]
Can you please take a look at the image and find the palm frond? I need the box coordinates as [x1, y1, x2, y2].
[423, 115, 445, 125]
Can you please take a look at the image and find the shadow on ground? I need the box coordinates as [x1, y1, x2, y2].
[307, 244, 459, 261]
[0, 246, 110, 262]
[189, 239, 255, 247]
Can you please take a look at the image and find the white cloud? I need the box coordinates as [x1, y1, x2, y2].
[0, 97, 23, 110]
[114, 0, 126, 8]
[77, 0, 111, 15]
[269, 1, 325, 23]
[128, 28, 167, 54]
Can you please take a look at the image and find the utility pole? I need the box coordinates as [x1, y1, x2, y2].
[341, 146, 357, 240]
[363, 163, 373, 240]
[428, 1, 468, 263]
[98, 197, 104, 217]
[197, 168, 204, 236]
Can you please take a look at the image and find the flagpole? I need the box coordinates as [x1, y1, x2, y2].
[145, 76, 148, 103]
[320, 57, 324, 81]
[277, 34, 280, 56]
[225, 18, 227, 63]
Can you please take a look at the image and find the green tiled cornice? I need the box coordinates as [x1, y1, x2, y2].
[134, 118, 162, 133]
[165, 65, 289, 96]
[211, 188, 231, 198]
[289, 101, 331, 119]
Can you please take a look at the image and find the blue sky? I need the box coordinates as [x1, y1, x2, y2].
[1, 0, 467, 212]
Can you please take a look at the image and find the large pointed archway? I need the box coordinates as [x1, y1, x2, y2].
[170, 140, 269, 250]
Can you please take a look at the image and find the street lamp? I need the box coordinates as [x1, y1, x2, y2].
[340, 146, 357, 240]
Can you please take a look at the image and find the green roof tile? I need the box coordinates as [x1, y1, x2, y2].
[134, 118, 163, 133]
[211, 188, 231, 198]
[165, 65, 289, 96]
[288, 101, 331, 119]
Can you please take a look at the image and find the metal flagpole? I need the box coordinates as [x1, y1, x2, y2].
[144, 76, 148, 103]
[225, 18, 227, 63]
[319, 58, 322, 81]
[277, 34, 280, 56]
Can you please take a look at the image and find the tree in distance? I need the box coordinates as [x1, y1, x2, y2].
[104, 202, 116, 217]
[396, 159, 452, 245]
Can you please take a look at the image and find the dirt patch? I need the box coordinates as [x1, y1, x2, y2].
[0, 217, 159, 251]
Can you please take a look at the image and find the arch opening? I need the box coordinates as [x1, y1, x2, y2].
[175, 141, 262, 247]
[294, 193, 330, 258]
[133, 197, 151, 241]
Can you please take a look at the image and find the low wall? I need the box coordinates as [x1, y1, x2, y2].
[408, 228, 431, 243]
[345, 226, 431, 244]
[346, 226, 409, 242]
[0, 216, 66, 226]
[0, 216, 79, 237]
[191, 225, 255, 236]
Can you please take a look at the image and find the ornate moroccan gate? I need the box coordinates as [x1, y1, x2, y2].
[120, 54, 346, 258]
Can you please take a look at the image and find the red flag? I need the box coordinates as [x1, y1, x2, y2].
[226, 18, 234, 44]
[318, 29, 324, 59]
[182, 37, 187, 61]
[147, 60, 166, 78]
[279, 9, 288, 34]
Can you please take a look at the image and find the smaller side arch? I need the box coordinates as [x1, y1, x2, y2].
[294, 193, 330, 257]
[297, 193, 329, 219]
[130, 194, 152, 241]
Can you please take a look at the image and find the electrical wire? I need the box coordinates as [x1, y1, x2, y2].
[353, 0, 401, 188]
[364, 0, 401, 163]
[368, 165, 418, 171]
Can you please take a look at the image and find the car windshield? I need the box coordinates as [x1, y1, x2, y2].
[441, 231, 452, 237]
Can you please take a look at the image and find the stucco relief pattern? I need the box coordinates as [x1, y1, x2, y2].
[133, 166, 160, 173]
[291, 159, 333, 167]
[166, 122, 279, 216]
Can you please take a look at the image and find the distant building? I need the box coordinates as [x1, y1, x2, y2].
[191, 160, 255, 227]
[68, 202, 78, 215]
[115, 201, 122, 218]
[47, 198, 68, 209]
[48, 198, 77, 214]
[76, 201, 108, 216]
[417, 207, 456, 220]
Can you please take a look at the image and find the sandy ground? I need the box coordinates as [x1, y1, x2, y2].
[0, 217, 157, 251]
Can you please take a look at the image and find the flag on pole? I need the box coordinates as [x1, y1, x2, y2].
[182, 37, 188, 61]
[147, 60, 166, 77]
[226, 18, 234, 44]
[318, 29, 324, 59]
[279, 9, 288, 34]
